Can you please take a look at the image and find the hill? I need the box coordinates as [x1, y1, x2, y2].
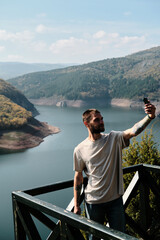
[0, 94, 32, 129]
[8, 46, 160, 107]
[0, 79, 60, 151]
[0, 62, 74, 80]
[0, 79, 38, 116]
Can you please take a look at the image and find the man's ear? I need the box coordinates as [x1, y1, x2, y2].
[83, 121, 88, 127]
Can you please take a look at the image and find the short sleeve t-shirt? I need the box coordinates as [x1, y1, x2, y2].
[73, 131, 129, 204]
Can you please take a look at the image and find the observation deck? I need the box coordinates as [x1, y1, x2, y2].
[12, 164, 160, 240]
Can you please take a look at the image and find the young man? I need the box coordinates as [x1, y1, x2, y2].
[73, 101, 156, 239]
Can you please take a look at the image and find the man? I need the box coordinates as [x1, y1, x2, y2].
[73, 100, 156, 239]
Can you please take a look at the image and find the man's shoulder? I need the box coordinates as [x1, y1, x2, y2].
[105, 131, 124, 143]
[109, 130, 123, 137]
[74, 137, 89, 152]
[101, 131, 123, 139]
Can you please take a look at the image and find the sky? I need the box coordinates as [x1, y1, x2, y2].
[0, 0, 160, 64]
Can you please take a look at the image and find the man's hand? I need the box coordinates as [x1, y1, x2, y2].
[123, 100, 156, 140]
[144, 101, 156, 119]
[74, 206, 81, 215]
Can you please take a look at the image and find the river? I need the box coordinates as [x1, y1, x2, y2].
[0, 105, 159, 239]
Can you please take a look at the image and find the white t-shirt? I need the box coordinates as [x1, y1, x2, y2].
[73, 131, 129, 204]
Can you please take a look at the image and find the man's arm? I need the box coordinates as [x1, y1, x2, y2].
[123, 101, 156, 140]
[74, 171, 83, 214]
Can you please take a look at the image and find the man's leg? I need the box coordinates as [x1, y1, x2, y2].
[85, 202, 105, 240]
[105, 196, 125, 233]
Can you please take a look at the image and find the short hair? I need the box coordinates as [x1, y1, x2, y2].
[82, 109, 100, 123]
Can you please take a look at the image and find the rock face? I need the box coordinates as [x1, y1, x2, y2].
[56, 101, 67, 107]
[56, 100, 86, 108]
[0, 118, 60, 152]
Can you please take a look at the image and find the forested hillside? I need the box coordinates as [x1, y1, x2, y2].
[0, 79, 38, 116]
[0, 95, 32, 129]
[8, 46, 160, 103]
[0, 79, 59, 149]
[0, 79, 39, 130]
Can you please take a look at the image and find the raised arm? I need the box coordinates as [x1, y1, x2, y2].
[74, 171, 83, 215]
[123, 101, 156, 140]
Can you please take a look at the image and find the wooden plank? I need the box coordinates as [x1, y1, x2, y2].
[67, 225, 85, 240]
[28, 206, 56, 230]
[123, 164, 143, 174]
[144, 171, 160, 200]
[125, 214, 150, 240]
[65, 225, 75, 240]
[12, 197, 26, 240]
[143, 164, 160, 173]
[123, 171, 140, 208]
[17, 202, 42, 240]
[47, 224, 60, 240]
[139, 170, 151, 231]
[24, 179, 74, 196]
[59, 222, 68, 240]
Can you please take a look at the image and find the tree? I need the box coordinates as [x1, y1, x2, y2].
[123, 129, 160, 238]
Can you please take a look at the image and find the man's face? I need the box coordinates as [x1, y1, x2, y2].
[88, 113, 105, 134]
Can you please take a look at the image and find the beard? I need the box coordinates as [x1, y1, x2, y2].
[89, 123, 105, 134]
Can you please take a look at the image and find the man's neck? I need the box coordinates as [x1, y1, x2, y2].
[88, 132, 102, 141]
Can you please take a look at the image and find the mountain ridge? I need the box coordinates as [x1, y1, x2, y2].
[8, 46, 160, 107]
[0, 62, 75, 80]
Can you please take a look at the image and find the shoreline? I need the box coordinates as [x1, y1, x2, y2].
[111, 98, 160, 116]
[30, 97, 160, 116]
[0, 118, 60, 152]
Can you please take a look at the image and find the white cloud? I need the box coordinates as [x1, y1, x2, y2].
[8, 54, 23, 61]
[0, 29, 34, 43]
[0, 45, 5, 51]
[93, 30, 106, 39]
[0, 29, 10, 40]
[99, 33, 119, 45]
[0, 24, 150, 63]
[48, 33, 149, 63]
[121, 35, 145, 44]
[115, 35, 146, 48]
[50, 37, 88, 54]
[108, 33, 119, 39]
[36, 24, 47, 33]
[95, 33, 146, 52]
[35, 24, 54, 33]
[12, 30, 34, 43]
[109, 35, 147, 57]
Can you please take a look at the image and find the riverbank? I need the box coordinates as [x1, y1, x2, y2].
[30, 97, 160, 116]
[111, 98, 160, 116]
[0, 118, 60, 152]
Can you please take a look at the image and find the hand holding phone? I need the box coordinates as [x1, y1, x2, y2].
[143, 98, 150, 104]
[143, 98, 156, 118]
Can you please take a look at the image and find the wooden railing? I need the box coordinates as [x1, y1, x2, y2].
[12, 164, 160, 240]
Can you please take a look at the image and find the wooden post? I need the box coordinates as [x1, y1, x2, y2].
[139, 169, 150, 232]
[12, 195, 26, 240]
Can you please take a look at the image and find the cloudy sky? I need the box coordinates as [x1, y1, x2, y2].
[0, 0, 159, 64]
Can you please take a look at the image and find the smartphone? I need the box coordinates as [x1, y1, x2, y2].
[143, 98, 149, 104]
